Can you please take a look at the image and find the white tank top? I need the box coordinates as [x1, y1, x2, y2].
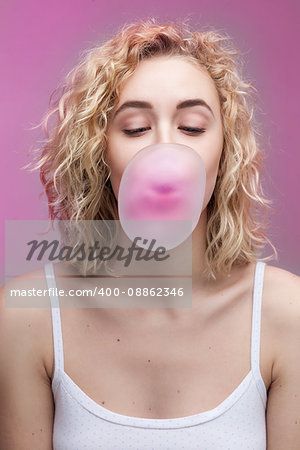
[45, 261, 267, 450]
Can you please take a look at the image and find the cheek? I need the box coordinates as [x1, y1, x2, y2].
[200, 151, 222, 208]
[106, 146, 131, 200]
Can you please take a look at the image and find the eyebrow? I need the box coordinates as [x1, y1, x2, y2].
[113, 98, 215, 118]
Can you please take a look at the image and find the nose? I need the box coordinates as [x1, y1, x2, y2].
[153, 124, 174, 145]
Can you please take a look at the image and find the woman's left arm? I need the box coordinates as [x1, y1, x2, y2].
[266, 269, 300, 449]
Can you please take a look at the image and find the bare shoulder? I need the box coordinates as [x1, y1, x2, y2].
[1, 268, 52, 341]
[262, 263, 300, 381]
[0, 270, 54, 448]
[261, 265, 300, 446]
[262, 264, 300, 328]
[264, 263, 300, 291]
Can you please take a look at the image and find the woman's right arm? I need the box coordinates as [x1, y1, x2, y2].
[0, 284, 54, 449]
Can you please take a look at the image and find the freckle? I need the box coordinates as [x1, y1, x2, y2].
[209, 346, 211, 350]
[132, 401, 135, 405]
[177, 389, 180, 394]
[101, 401, 105, 405]
[148, 359, 151, 362]
[279, 384, 282, 387]
[295, 394, 298, 397]
[32, 432, 35, 435]
[149, 407, 152, 411]
[28, 324, 31, 327]
[86, 324, 90, 328]
[117, 338, 120, 342]
[40, 428, 43, 432]
[295, 420, 298, 424]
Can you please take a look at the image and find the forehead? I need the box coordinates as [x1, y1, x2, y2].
[117, 55, 220, 106]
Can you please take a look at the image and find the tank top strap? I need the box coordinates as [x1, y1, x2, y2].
[250, 260, 267, 401]
[44, 262, 64, 389]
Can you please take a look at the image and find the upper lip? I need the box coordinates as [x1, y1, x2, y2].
[151, 183, 176, 194]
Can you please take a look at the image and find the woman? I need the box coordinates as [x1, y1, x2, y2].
[1, 19, 300, 449]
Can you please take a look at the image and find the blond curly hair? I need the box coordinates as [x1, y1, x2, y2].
[30, 18, 278, 280]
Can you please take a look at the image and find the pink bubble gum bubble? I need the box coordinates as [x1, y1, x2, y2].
[118, 143, 206, 251]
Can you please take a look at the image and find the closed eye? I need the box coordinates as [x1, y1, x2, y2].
[122, 127, 206, 136]
[123, 127, 150, 135]
[178, 127, 206, 134]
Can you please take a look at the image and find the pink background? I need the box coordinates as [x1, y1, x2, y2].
[1, 0, 299, 283]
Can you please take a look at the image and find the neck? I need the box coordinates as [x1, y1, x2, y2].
[111, 208, 215, 290]
[192, 207, 208, 283]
